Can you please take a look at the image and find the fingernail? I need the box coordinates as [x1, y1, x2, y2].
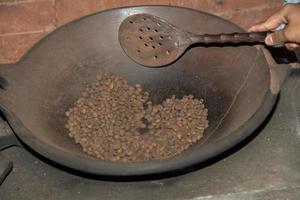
[247, 27, 254, 32]
[265, 35, 274, 45]
[290, 43, 299, 48]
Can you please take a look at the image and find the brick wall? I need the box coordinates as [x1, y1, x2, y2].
[0, 0, 282, 64]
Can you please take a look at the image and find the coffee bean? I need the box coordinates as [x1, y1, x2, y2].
[65, 72, 209, 162]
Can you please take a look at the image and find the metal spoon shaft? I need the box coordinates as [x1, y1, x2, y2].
[190, 32, 268, 44]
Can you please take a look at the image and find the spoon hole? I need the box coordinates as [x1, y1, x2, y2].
[152, 45, 155, 49]
[158, 42, 162, 46]
[139, 36, 143, 40]
[153, 56, 158, 59]
[137, 50, 141, 53]
[143, 18, 146, 20]
[146, 27, 151, 31]
[166, 50, 170, 55]
[129, 21, 133, 24]
[159, 36, 164, 39]
[144, 43, 148, 47]
[149, 37, 153, 40]
[139, 28, 143, 32]
[154, 29, 158, 32]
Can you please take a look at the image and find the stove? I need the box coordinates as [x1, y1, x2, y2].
[0, 50, 300, 199]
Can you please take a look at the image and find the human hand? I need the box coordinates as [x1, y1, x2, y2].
[248, 4, 300, 50]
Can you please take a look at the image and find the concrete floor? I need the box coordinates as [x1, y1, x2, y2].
[0, 73, 300, 200]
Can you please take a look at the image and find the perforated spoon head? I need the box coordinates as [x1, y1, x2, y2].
[119, 14, 268, 67]
[118, 14, 188, 67]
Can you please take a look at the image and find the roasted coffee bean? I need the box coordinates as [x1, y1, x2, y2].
[65, 72, 209, 162]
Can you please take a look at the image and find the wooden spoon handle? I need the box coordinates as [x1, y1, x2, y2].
[191, 32, 268, 44]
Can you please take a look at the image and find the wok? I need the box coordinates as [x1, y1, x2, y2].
[0, 6, 295, 176]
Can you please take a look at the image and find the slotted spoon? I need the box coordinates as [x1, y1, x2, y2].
[119, 13, 267, 67]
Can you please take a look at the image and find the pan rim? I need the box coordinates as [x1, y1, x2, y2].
[0, 6, 277, 176]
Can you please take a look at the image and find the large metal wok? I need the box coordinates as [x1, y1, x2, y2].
[0, 6, 295, 176]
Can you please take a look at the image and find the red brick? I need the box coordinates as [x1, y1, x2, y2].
[170, 0, 282, 14]
[56, 0, 170, 26]
[0, 0, 27, 3]
[0, 0, 284, 64]
[0, 0, 56, 34]
[0, 32, 48, 64]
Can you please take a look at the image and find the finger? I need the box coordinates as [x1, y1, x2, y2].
[265, 29, 288, 45]
[285, 43, 299, 51]
[248, 6, 288, 32]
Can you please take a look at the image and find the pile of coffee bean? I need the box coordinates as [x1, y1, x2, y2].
[65, 73, 208, 162]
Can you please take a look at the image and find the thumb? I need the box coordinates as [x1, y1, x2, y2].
[265, 30, 288, 46]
